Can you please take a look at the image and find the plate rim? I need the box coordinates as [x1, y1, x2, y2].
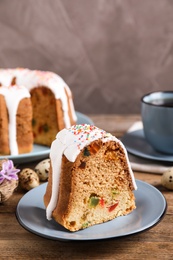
[16, 179, 167, 241]
[121, 129, 173, 162]
[0, 144, 50, 164]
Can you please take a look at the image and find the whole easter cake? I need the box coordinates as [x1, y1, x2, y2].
[0, 68, 77, 155]
[44, 124, 137, 231]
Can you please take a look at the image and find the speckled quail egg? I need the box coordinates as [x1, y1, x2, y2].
[19, 168, 39, 191]
[161, 168, 173, 190]
[35, 159, 50, 181]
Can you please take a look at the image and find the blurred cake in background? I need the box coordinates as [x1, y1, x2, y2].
[0, 68, 77, 155]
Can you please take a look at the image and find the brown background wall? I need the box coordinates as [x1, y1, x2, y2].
[0, 0, 173, 114]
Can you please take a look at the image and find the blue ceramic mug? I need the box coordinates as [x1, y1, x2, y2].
[141, 91, 173, 154]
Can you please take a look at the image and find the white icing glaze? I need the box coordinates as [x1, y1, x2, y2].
[0, 85, 30, 155]
[0, 68, 77, 155]
[46, 124, 137, 220]
[0, 68, 77, 128]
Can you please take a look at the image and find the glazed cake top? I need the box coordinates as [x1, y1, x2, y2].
[46, 124, 137, 220]
[0, 68, 77, 128]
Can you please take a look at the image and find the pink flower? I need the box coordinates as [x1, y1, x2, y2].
[0, 160, 20, 184]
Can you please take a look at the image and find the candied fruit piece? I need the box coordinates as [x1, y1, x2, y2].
[84, 148, 90, 156]
[43, 123, 49, 132]
[99, 197, 105, 207]
[32, 118, 36, 126]
[89, 195, 99, 207]
[79, 161, 86, 169]
[82, 222, 90, 228]
[89, 143, 100, 154]
[111, 188, 120, 196]
[108, 202, 119, 212]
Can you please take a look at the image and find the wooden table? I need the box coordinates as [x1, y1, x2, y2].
[0, 114, 172, 260]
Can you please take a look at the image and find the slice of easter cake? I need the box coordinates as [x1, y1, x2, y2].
[44, 124, 137, 231]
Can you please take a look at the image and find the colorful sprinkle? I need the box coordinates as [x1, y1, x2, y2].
[67, 124, 112, 151]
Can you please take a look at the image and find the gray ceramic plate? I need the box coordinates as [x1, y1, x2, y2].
[0, 112, 93, 164]
[16, 180, 166, 241]
[121, 129, 173, 162]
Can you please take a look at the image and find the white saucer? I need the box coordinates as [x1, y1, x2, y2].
[0, 112, 93, 164]
[16, 180, 166, 241]
[121, 129, 173, 162]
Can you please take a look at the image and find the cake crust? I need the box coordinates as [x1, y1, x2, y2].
[0, 95, 33, 155]
[0, 94, 10, 155]
[17, 98, 33, 154]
